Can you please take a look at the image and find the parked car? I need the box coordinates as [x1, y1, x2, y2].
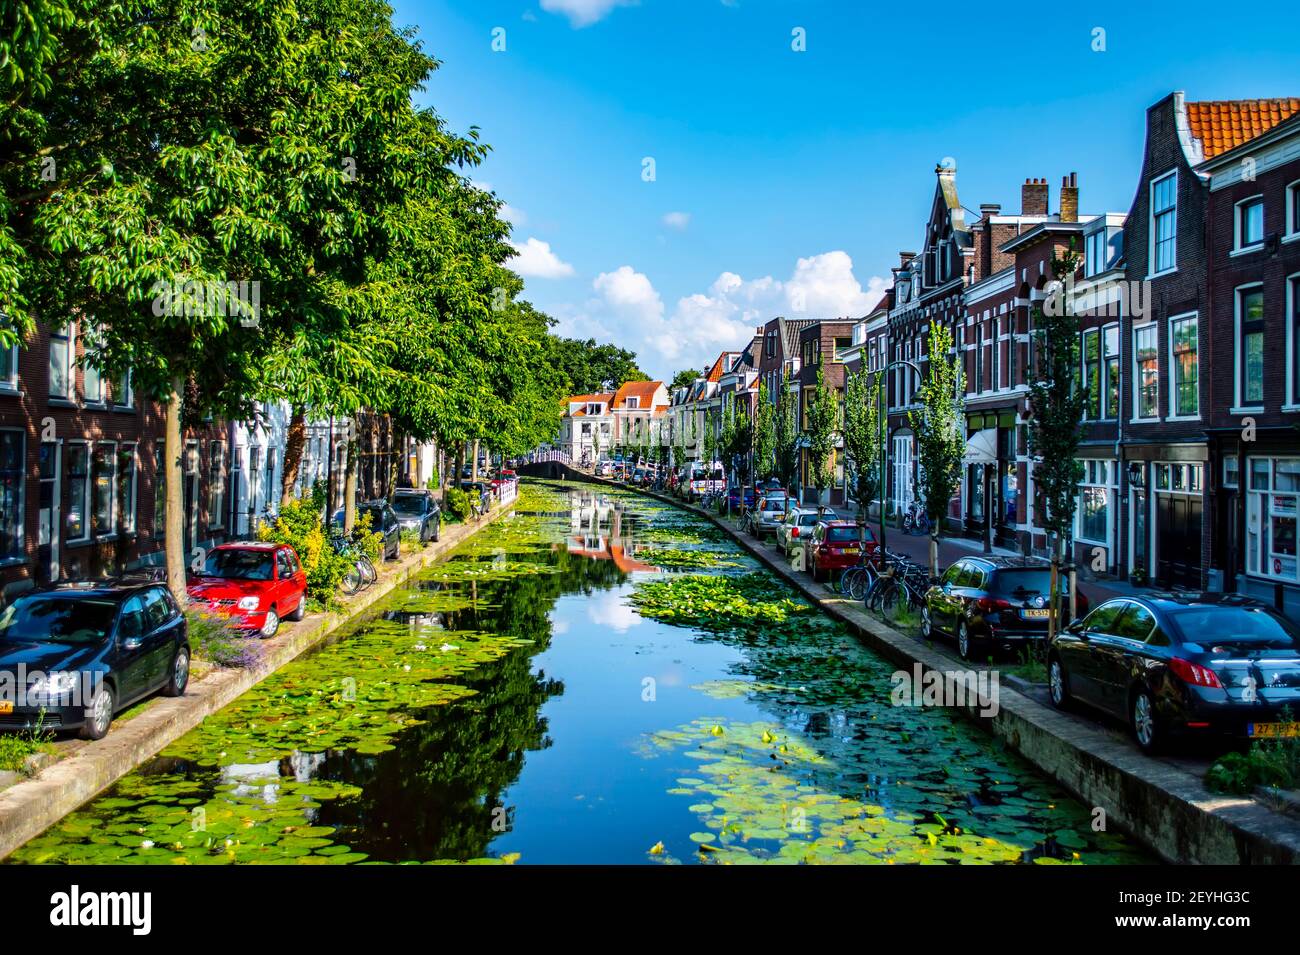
[726, 486, 758, 511]
[776, 507, 839, 556]
[597, 460, 614, 477]
[0, 580, 190, 740]
[187, 542, 308, 638]
[391, 489, 441, 544]
[920, 556, 1089, 661]
[748, 493, 793, 537]
[808, 521, 878, 581]
[333, 501, 402, 560]
[1048, 593, 1300, 753]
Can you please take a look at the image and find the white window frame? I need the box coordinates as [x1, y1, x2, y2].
[1287, 271, 1300, 412]
[1166, 311, 1199, 421]
[0, 342, 17, 393]
[92, 440, 118, 539]
[1075, 459, 1116, 547]
[1085, 228, 1107, 277]
[209, 440, 226, 531]
[1232, 195, 1265, 254]
[113, 369, 134, 409]
[48, 323, 74, 401]
[1131, 322, 1160, 422]
[1286, 180, 1300, 241]
[1149, 170, 1178, 278]
[66, 439, 92, 543]
[121, 442, 138, 534]
[0, 428, 25, 563]
[1233, 282, 1266, 413]
[1245, 456, 1300, 583]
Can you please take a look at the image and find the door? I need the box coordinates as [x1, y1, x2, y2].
[184, 442, 199, 552]
[141, 587, 180, 689]
[933, 562, 965, 634]
[274, 549, 296, 614]
[1156, 493, 1203, 587]
[115, 595, 151, 702]
[1062, 600, 1130, 708]
[37, 441, 61, 583]
[1094, 602, 1158, 718]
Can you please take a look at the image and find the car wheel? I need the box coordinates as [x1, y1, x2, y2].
[163, 646, 190, 698]
[920, 605, 933, 639]
[80, 683, 115, 741]
[1048, 656, 1071, 709]
[957, 619, 982, 662]
[1131, 688, 1161, 754]
[288, 595, 306, 622]
[260, 608, 280, 639]
[432, 520, 440, 543]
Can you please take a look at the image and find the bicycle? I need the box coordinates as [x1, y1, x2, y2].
[838, 555, 879, 601]
[328, 530, 376, 595]
[901, 501, 931, 536]
[866, 551, 929, 615]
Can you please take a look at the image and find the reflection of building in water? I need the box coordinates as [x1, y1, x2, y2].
[571, 492, 614, 537]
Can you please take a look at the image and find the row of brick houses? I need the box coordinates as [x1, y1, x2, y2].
[587, 91, 1299, 621]
[0, 320, 436, 601]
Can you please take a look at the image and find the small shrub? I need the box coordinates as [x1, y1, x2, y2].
[0, 715, 54, 774]
[257, 495, 353, 599]
[350, 510, 384, 563]
[443, 487, 471, 522]
[186, 610, 261, 668]
[400, 527, 423, 551]
[1206, 709, 1300, 795]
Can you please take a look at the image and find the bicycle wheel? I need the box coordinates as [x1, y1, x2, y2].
[339, 566, 361, 595]
[358, 557, 377, 586]
[878, 580, 902, 615]
[847, 568, 870, 602]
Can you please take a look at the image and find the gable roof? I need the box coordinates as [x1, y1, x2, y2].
[1186, 98, 1300, 160]
[612, 380, 665, 409]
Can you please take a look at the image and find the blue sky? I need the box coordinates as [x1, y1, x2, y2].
[390, 0, 1299, 380]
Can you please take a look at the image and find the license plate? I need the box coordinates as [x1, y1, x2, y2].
[0, 701, 12, 715]
[1249, 722, 1300, 738]
[1021, 609, 1050, 619]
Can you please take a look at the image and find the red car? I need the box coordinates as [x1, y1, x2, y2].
[809, 521, 878, 582]
[186, 542, 308, 638]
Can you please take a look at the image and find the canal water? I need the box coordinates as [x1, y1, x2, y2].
[11, 481, 1151, 864]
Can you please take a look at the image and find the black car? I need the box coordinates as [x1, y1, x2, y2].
[332, 502, 401, 560]
[391, 489, 441, 544]
[0, 581, 190, 740]
[921, 556, 1089, 661]
[1049, 593, 1300, 754]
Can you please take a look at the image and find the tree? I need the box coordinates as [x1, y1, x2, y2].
[804, 366, 839, 512]
[548, 337, 649, 395]
[773, 368, 799, 510]
[718, 395, 753, 515]
[752, 379, 776, 484]
[910, 321, 966, 577]
[668, 367, 700, 392]
[1027, 245, 1088, 647]
[843, 369, 884, 544]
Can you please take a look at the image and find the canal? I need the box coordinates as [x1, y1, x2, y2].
[11, 481, 1150, 864]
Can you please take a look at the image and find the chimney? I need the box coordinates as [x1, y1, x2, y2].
[979, 203, 1002, 221]
[1060, 172, 1078, 223]
[1022, 177, 1049, 217]
[900, 251, 918, 268]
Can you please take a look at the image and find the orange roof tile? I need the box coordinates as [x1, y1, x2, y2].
[613, 380, 665, 408]
[1187, 98, 1300, 159]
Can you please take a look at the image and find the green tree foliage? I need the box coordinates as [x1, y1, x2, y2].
[910, 321, 965, 571]
[804, 366, 839, 507]
[548, 337, 649, 395]
[668, 367, 700, 392]
[751, 379, 775, 483]
[843, 369, 884, 527]
[773, 368, 799, 501]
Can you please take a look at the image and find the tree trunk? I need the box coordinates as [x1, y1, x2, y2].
[281, 406, 307, 507]
[1047, 533, 1060, 653]
[454, 443, 465, 490]
[471, 438, 480, 481]
[343, 430, 358, 534]
[164, 377, 185, 603]
[929, 532, 938, 579]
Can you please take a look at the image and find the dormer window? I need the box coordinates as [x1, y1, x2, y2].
[625, 397, 639, 410]
[586, 403, 601, 416]
[1085, 229, 1108, 276]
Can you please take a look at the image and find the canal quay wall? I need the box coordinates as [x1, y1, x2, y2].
[0, 499, 519, 861]
[575, 471, 1300, 865]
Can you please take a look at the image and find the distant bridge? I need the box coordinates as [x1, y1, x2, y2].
[517, 449, 576, 480]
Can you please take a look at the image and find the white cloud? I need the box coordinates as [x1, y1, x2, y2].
[549, 251, 884, 379]
[501, 203, 526, 226]
[588, 592, 642, 632]
[508, 237, 575, 279]
[661, 211, 691, 230]
[540, 0, 634, 28]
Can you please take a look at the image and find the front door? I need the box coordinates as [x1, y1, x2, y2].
[1156, 492, 1203, 588]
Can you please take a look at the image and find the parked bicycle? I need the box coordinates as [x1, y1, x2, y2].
[837, 554, 879, 601]
[327, 529, 376, 595]
[866, 550, 930, 615]
[901, 500, 931, 536]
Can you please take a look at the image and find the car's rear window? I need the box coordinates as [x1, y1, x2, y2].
[391, 496, 427, 516]
[0, 595, 119, 645]
[826, 526, 859, 542]
[989, 569, 1054, 596]
[1169, 606, 1300, 648]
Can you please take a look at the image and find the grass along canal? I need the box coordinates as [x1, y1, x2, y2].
[10, 481, 1151, 865]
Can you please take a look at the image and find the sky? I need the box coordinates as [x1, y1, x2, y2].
[390, 0, 1300, 381]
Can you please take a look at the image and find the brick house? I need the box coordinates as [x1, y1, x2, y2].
[795, 320, 855, 506]
[0, 321, 227, 600]
[1197, 102, 1300, 617]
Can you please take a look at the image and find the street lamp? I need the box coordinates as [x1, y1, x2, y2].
[876, 358, 923, 565]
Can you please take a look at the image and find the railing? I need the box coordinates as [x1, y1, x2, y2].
[529, 449, 572, 466]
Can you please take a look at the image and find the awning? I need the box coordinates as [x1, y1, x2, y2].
[963, 428, 998, 465]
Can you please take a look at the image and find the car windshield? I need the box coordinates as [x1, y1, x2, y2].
[0, 595, 119, 645]
[203, 549, 274, 581]
[826, 526, 859, 543]
[391, 496, 427, 516]
[799, 513, 820, 526]
[990, 569, 1055, 596]
[1169, 607, 1300, 649]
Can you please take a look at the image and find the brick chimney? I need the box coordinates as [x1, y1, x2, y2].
[1060, 172, 1078, 223]
[900, 251, 918, 268]
[1022, 177, 1049, 216]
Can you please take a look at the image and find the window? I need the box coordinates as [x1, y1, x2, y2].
[990, 317, 1000, 390]
[974, 322, 983, 392]
[112, 370, 132, 408]
[1291, 275, 1300, 406]
[67, 443, 90, 541]
[833, 337, 851, 363]
[1246, 457, 1299, 583]
[92, 442, 116, 536]
[1114, 604, 1156, 641]
[1236, 196, 1264, 251]
[1237, 287, 1265, 408]
[119, 443, 137, 534]
[1169, 314, 1198, 417]
[0, 342, 17, 391]
[0, 430, 23, 561]
[81, 324, 104, 404]
[1076, 460, 1114, 545]
[49, 325, 73, 399]
[1223, 457, 1239, 489]
[1085, 229, 1107, 276]
[1150, 173, 1177, 274]
[154, 445, 166, 538]
[1104, 325, 1119, 419]
[1007, 319, 1018, 388]
[1134, 324, 1158, 419]
[1290, 182, 1300, 238]
[1082, 329, 1101, 419]
[209, 441, 225, 530]
[1082, 600, 1127, 634]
